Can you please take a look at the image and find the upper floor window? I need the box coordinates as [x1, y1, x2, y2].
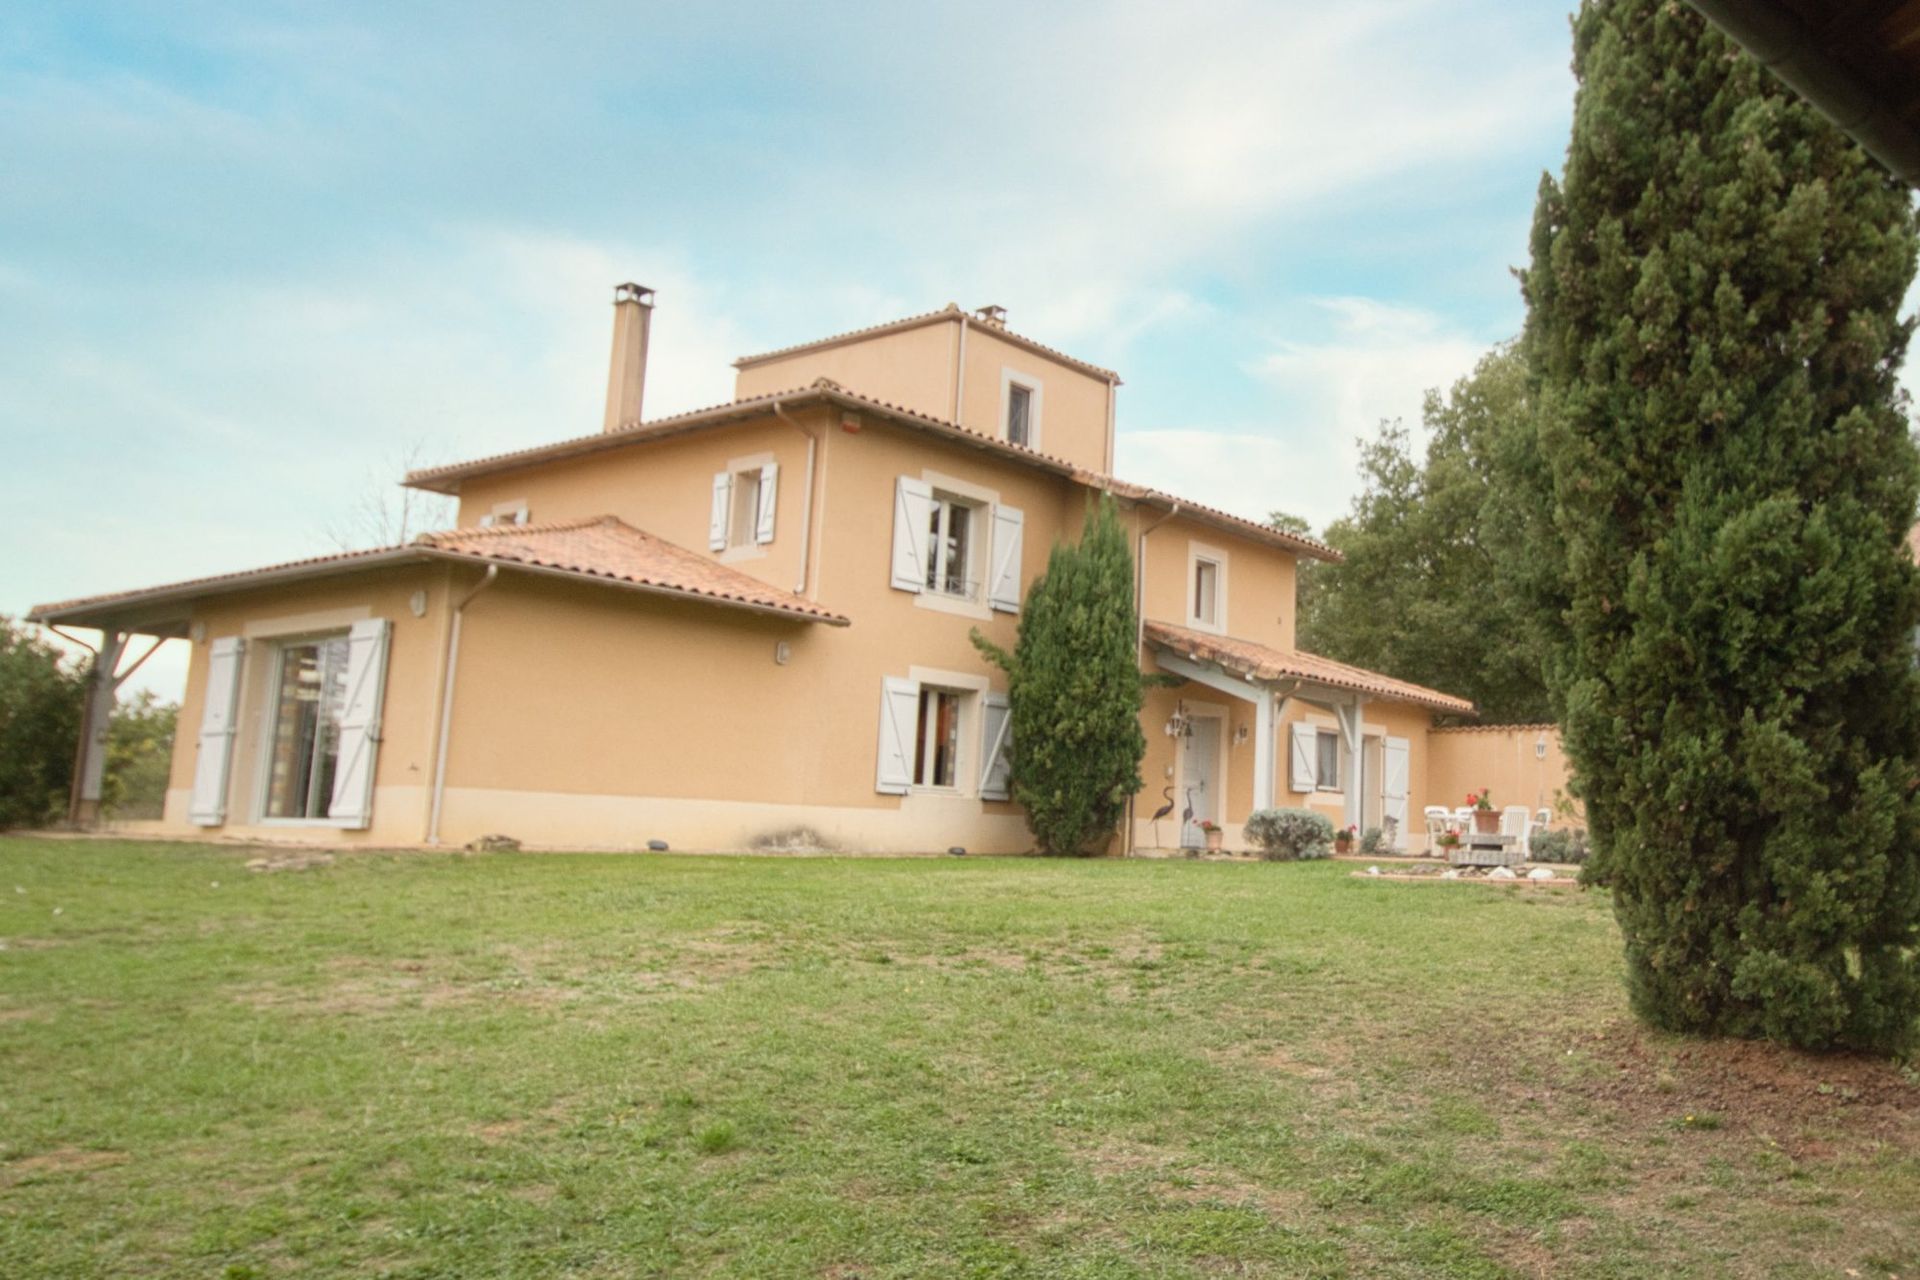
[925, 493, 978, 599]
[1189, 548, 1225, 631]
[478, 502, 529, 528]
[1000, 370, 1042, 448]
[709, 461, 779, 552]
[1007, 384, 1033, 447]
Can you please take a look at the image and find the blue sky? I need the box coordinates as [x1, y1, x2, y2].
[3, 1, 1586, 699]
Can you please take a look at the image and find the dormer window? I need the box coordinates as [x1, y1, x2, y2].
[478, 502, 529, 528]
[1000, 370, 1041, 448]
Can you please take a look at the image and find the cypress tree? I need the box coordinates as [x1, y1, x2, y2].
[1521, 0, 1920, 1050]
[975, 494, 1146, 855]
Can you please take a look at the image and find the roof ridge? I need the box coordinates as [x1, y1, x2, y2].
[415, 514, 616, 542]
[731, 304, 1122, 382]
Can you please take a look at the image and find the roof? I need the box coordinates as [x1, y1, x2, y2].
[406, 379, 1341, 564]
[1144, 620, 1476, 715]
[28, 516, 848, 632]
[1690, 0, 1920, 188]
[733, 303, 1122, 384]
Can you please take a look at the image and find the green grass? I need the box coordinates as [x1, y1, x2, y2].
[1, 839, 1915, 1278]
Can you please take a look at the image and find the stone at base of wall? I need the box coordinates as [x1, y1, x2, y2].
[151, 785, 1036, 855]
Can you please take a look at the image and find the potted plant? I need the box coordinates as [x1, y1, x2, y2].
[1199, 819, 1223, 852]
[1333, 824, 1357, 855]
[1436, 830, 1462, 852]
[1467, 789, 1499, 834]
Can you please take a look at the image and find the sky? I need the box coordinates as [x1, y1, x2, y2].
[1, 0, 1588, 701]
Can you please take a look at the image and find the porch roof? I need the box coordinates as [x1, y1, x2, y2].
[1144, 620, 1476, 715]
[28, 515, 849, 636]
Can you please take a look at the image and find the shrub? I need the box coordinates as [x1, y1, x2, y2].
[0, 617, 86, 830]
[1245, 808, 1334, 862]
[1359, 826, 1387, 857]
[1529, 827, 1589, 866]
[973, 495, 1149, 855]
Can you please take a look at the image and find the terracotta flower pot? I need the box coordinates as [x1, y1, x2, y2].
[1204, 829, 1223, 852]
[1473, 810, 1499, 834]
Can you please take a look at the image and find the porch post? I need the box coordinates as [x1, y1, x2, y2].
[1252, 687, 1275, 812]
[69, 630, 126, 828]
[1336, 697, 1366, 832]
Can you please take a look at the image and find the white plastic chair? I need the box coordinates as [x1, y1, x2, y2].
[1423, 806, 1451, 851]
[1454, 806, 1475, 833]
[1501, 805, 1533, 855]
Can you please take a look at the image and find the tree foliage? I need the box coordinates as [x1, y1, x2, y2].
[1299, 346, 1552, 723]
[0, 618, 85, 830]
[975, 495, 1146, 855]
[1519, 0, 1920, 1051]
[105, 690, 178, 819]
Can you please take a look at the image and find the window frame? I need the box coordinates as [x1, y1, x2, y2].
[999, 368, 1043, 449]
[925, 491, 982, 602]
[727, 467, 763, 550]
[477, 500, 529, 528]
[252, 630, 364, 828]
[1315, 729, 1343, 793]
[1186, 541, 1228, 634]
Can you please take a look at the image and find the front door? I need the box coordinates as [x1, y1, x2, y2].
[1180, 715, 1221, 846]
[1382, 736, 1410, 851]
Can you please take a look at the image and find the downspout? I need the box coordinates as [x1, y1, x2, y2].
[772, 400, 818, 598]
[426, 564, 498, 845]
[1104, 379, 1117, 474]
[1125, 500, 1182, 856]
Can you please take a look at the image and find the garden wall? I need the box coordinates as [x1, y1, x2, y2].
[1425, 724, 1575, 826]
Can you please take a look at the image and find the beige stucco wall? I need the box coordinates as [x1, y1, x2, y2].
[1137, 515, 1298, 652]
[732, 316, 1116, 473]
[1426, 725, 1573, 826]
[163, 564, 455, 847]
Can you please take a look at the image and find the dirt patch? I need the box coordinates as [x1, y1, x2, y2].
[1080, 1139, 1310, 1219]
[1, 1147, 129, 1186]
[1563, 1021, 1919, 1147]
[0, 1006, 43, 1024]
[0, 937, 65, 951]
[244, 852, 335, 873]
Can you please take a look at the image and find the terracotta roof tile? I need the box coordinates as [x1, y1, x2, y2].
[405, 381, 1340, 563]
[418, 516, 847, 625]
[30, 517, 847, 629]
[1145, 620, 1475, 715]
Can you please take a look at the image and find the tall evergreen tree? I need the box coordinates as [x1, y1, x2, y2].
[975, 495, 1146, 855]
[1521, 0, 1920, 1050]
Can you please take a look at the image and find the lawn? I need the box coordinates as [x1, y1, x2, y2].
[0, 840, 1915, 1279]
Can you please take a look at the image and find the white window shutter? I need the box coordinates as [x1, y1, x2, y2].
[188, 636, 246, 827]
[1289, 723, 1317, 793]
[875, 675, 919, 794]
[891, 476, 933, 592]
[709, 472, 732, 551]
[755, 462, 779, 544]
[327, 619, 392, 829]
[979, 692, 1013, 801]
[988, 504, 1025, 614]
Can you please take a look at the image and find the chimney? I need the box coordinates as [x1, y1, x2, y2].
[974, 304, 1007, 328]
[602, 283, 655, 432]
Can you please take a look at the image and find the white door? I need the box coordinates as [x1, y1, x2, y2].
[1180, 715, 1221, 846]
[1383, 736, 1410, 851]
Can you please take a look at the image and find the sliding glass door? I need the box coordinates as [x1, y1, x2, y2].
[263, 635, 351, 820]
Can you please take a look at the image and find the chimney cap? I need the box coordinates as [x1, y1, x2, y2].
[614, 282, 656, 306]
[973, 304, 1007, 326]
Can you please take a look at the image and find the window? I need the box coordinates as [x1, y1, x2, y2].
[1193, 557, 1220, 626]
[914, 687, 964, 788]
[478, 503, 529, 528]
[1007, 383, 1033, 447]
[729, 469, 762, 548]
[264, 635, 351, 820]
[1315, 729, 1342, 792]
[925, 494, 977, 599]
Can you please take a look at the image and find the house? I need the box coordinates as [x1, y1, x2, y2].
[32, 287, 1555, 855]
